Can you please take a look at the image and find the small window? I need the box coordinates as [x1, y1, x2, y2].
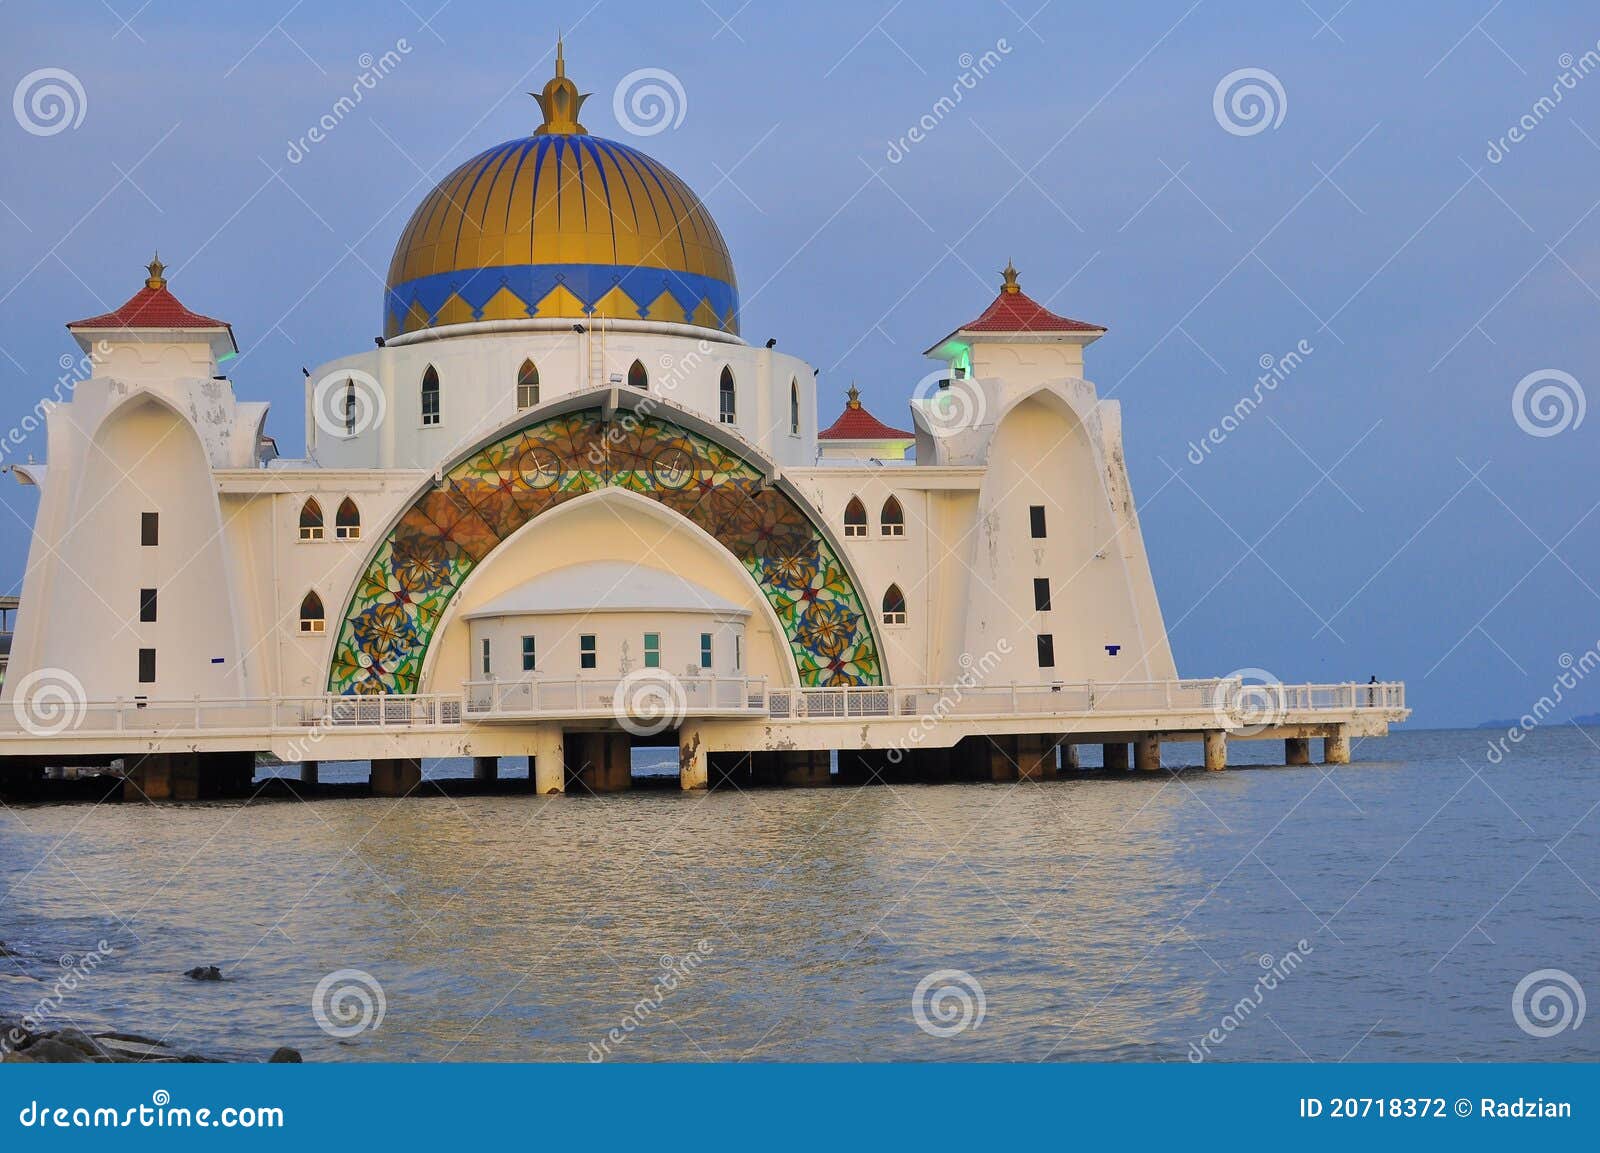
[789, 378, 800, 435]
[335, 498, 361, 540]
[138, 648, 156, 684]
[628, 359, 648, 390]
[521, 635, 536, 672]
[843, 497, 867, 538]
[1029, 505, 1047, 539]
[735, 635, 741, 671]
[481, 637, 492, 677]
[882, 584, 906, 626]
[719, 366, 736, 424]
[299, 591, 325, 634]
[299, 498, 324, 540]
[580, 634, 597, 669]
[139, 588, 157, 623]
[141, 512, 159, 546]
[1034, 578, 1052, 612]
[517, 359, 540, 409]
[644, 632, 661, 669]
[700, 632, 713, 669]
[880, 496, 904, 537]
[343, 379, 357, 435]
[1037, 634, 1055, 668]
[421, 365, 440, 426]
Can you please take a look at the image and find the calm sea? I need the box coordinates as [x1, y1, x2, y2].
[1, 726, 1595, 1062]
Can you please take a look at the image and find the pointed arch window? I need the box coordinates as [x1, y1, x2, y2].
[421, 365, 440, 426]
[335, 497, 361, 540]
[880, 496, 904, 537]
[843, 497, 868, 538]
[882, 584, 907, 626]
[343, 379, 357, 435]
[299, 591, 325, 634]
[298, 498, 324, 541]
[517, 359, 540, 409]
[789, 378, 800, 435]
[628, 359, 648, 390]
[719, 365, 736, 424]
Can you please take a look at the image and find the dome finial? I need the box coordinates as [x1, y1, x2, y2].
[1001, 259, 1020, 294]
[145, 252, 167, 289]
[846, 382, 862, 409]
[532, 35, 588, 134]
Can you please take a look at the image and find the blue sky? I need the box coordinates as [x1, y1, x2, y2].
[3, 1, 1598, 727]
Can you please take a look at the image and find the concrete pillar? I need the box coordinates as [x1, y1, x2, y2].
[124, 753, 201, 802]
[1103, 743, 1130, 771]
[300, 761, 319, 785]
[679, 728, 708, 791]
[370, 757, 422, 797]
[1285, 738, 1311, 766]
[838, 748, 889, 786]
[1017, 734, 1055, 781]
[566, 732, 631, 793]
[1324, 731, 1351, 765]
[982, 735, 1020, 782]
[530, 728, 565, 795]
[778, 749, 831, 788]
[1204, 731, 1227, 772]
[1134, 736, 1162, 772]
[1059, 742, 1080, 772]
[473, 756, 498, 783]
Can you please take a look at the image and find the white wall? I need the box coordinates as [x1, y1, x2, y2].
[467, 610, 747, 681]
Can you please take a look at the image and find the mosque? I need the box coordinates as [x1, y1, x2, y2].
[0, 48, 1405, 798]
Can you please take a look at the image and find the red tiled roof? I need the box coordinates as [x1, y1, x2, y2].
[819, 391, 913, 441]
[959, 286, 1103, 334]
[68, 284, 231, 332]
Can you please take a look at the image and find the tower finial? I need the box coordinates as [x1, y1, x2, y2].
[145, 252, 167, 289]
[532, 35, 587, 133]
[556, 31, 565, 77]
[1001, 259, 1020, 294]
[846, 382, 862, 409]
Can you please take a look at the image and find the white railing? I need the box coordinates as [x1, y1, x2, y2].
[0, 680, 1406, 738]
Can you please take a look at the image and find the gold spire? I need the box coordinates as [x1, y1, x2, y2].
[846, 383, 862, 409]
[1001, 259, 1020, 294]
[145, 253, 167, 290]
[532, 35, 588, 135]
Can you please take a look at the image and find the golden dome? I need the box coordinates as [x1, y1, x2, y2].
[384, 47, 738, 338]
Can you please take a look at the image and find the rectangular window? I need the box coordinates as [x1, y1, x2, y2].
[1036, 634, 1055, 669]
[141, 512, 159, 546]
[422, 390, 440, 426]
[1033, 578, 1051, 612]
[644, 633, 661, 669]
[139, 588, 158, 623]
[735, 635, 741, 671]
[521, 635, 536, 672]
[481, 637, 492, 677]
[1029, 505, 1047, 538]
[580, 634, 597, 670]
[138, 648, 156, 684]
[700, 632, 713, 669]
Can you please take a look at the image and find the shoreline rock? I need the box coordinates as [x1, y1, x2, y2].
[1, 1017, 299, 1064]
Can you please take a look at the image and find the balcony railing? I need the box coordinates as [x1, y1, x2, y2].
[463, 675, 769, 718]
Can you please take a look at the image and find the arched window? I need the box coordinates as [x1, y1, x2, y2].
[880, 495, 904, 537]
[882, 584, 906, 626]
[789, 378, 800, 434]
[421, 365, 440, 426]
[343, 379, 357, 435]
[628, 359, 648, 390]
[719, 365, 736, 424]
[335, 497, 361, 540]
[843, 497, 867, 538]
[517, 359, 540, 409]
[299, 591, 325, 634]
[298, 498, 323, 541]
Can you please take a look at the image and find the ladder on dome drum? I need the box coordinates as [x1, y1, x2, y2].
[587, 319, 607, 391]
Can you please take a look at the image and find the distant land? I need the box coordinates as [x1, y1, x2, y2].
[1476, 714, 1600, 729]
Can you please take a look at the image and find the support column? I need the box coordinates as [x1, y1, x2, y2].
[1324, 730, 1351, 765]
[983, 735, 1021, 782]
[1059, 742, 1080, 772]
[1134, 736, 1162, 772]
[1017, 734, 1055, 781]
[530, 728, 565, 795]
[300, 761, 319, 785]
[124, 753, 201, 802]
[1285, 738, 1311, 766]
[473, 756, 498, 783]
[1103, 743, 1130, 771]
[566, 732, 631, 793]
[678, 728, 707, 791]
[1204, 731, 1227, 772]
[370, 757, 422, 797]
[777, 749, 831, 788]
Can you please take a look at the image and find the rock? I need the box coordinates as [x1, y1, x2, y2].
[0, 940, 16, 957]
[94, 1036, 178, 1063]
[183, 965, 223, 981]
[267, 1046, 303, 1063]
[17, 1037, 93, 1063]
[52, 1028, 113, 1060]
